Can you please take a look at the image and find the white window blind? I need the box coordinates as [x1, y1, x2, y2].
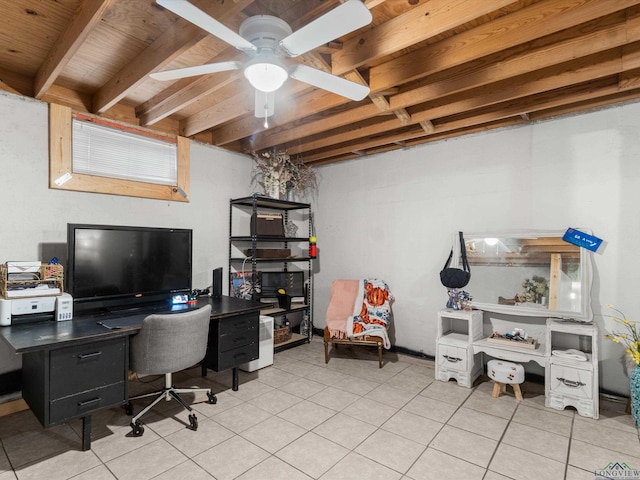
[72, 119, 177, 185]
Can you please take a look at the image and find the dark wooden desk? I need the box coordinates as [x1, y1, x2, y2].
[0, 296, 261, 451]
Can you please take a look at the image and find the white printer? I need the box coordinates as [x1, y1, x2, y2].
[0, 260, 73, 326]
[0, 293, 73, 326]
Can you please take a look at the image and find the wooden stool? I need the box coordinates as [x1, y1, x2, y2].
[487, 359, 524, 401]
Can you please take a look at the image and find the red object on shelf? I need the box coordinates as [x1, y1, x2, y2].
[309, 237, 317, 259]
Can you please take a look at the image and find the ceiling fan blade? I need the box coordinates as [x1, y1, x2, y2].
[150, 61, 242, 81]
[280, 0, 372, 57]
[156, 0, 256, 53]
[289, 64, 369, 101]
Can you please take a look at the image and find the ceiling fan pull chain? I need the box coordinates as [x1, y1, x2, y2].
[263, 101, 269, 129]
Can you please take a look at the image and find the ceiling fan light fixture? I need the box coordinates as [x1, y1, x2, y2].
[244, 62, 288, 93]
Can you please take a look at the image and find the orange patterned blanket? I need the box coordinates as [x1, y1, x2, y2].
[346, 279, 393, 349]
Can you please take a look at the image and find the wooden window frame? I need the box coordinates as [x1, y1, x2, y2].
[49, 103, 190, 202]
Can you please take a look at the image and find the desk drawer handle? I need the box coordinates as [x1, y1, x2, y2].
[443, 355, 462, 363]
[77, 351, 102, 360]
[233, 352, 246, 359]
[234, 336, 246, 342]
[557, 377, 585, 388]
[77, 397, 101, 407]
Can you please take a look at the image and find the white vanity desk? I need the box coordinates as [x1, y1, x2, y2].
[436, 230, 598, 418]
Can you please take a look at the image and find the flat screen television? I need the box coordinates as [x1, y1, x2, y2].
[67, 223, 192, 312]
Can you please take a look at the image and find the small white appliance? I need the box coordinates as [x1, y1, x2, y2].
[239, 315, 274, 372]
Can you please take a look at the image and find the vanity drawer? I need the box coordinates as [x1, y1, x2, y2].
[49, 382, 126, 425]
[549, 364, 593, 399]
[437, 343, 468, 372]
[50, 338, 126, 400]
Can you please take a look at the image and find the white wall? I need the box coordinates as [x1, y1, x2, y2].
[313, 102, 640, 396]
[2, 89, 639, 396]
[0, 91, 253, 375]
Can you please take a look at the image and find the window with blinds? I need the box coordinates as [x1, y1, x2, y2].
[72, 119, 177, 185]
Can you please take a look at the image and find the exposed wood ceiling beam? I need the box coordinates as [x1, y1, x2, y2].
[390, 10, 640, 110]
[211, 86, 356, 146]
[287, 114, 401, 156]
[369, 0, 640, 92]
[253, 103, 384, 153]
[303, 75, 638, 163]
[291, 49, 639, 158]
[435, 76, 635, 130]
[34, 0, 115, 99]
[0, 79, 21, 95]
[420, 120, 435, 133]
[307, 117, 526, 165]
[261, 12, 640, 155]
[5, 0, 640, 166]
[136, 49, 243, 126]
[333, 0, 519, 75]
[413, 48, 640, 124]
[364, 0, 388, 8]
[180, 91, 253, 138]
[196, 0, 521, 147]
[197, 52, 353, 143]
[92, 0, 253, 114]
[0, 68, 32, 96]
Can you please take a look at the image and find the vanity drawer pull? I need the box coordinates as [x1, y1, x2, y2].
[443, 355, 462, 363]
[77, 351, 102, 360]
[77, 397, 101, 407]
[557, 377, 585, 388]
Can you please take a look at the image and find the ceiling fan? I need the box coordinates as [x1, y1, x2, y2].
[151, 0, 373, 126]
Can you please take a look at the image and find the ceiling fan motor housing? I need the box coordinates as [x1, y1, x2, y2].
[239, 16, 293, 53]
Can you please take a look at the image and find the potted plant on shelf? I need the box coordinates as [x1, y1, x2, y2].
[251, 150, 317, 200]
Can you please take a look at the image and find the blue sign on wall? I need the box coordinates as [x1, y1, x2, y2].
[563, 228, 602, 252]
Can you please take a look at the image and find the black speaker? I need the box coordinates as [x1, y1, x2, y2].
[212, 267, 223, 298]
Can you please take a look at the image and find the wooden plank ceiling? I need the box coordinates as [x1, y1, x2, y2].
[2, 0, 640, 166]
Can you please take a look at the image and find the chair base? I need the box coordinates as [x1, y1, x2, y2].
[323, 327, 384, 368]
[127, 373, 216, 436]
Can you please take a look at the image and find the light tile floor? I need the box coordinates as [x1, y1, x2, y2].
[1, 337, 639, 480]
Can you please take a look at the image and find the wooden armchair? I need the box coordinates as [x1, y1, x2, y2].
[323, 279, 386, 368]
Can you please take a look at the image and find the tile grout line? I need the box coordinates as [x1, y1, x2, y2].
[481, 396, 520, 479]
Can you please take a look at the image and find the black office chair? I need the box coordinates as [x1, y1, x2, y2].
[126, 305, 216, 436]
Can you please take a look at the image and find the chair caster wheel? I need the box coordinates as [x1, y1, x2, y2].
[188, 413, 198, 431]
[124, 402, 133, 416]
[207, 391, 217, 404]
[130, 421, 144, 437]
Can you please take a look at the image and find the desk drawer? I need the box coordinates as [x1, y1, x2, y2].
[218, 313, 257, 335]
[50, 338, 126, 400]
[216, 343, 259, 371]
[219, 325, 258, 352]
[49, 382, 125, 425]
